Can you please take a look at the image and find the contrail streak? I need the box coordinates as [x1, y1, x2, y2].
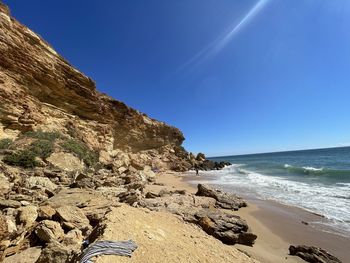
[177, 0, 269, 72]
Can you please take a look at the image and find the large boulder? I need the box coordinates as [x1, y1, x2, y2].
[56, 206, 90, 230]
[47, 152, 84, 172]
[25, 177, 57, 192]
[35, 220, 65, 243]
[44, 188, 118, 224]
[196, 184, 247, 210]
[289, 245, 342, 263]
[196, 153, 206, 162]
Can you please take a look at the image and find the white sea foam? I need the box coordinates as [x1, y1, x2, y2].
[196, 164, 350, 237]
[284, 164, 324, 172]
[302, 166, 324, 171]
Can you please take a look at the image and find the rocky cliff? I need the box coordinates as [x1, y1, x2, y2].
[0, 4, 260, 263]
[0, 2, 191, 171]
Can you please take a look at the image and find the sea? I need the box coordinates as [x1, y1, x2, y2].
[196, 147, 350, 237]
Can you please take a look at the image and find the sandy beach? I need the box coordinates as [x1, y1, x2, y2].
[158, 172, 349, 263]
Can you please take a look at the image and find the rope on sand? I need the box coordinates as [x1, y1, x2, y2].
[80, 240, 138, 263]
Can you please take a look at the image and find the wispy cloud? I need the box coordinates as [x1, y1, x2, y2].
[177, 0, 270, 73]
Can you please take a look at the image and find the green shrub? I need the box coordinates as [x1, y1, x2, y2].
[29, 140, 54, 159]
[61, 139, 98, 167]
[23, 130, 62, 142]
[0, 138, 12, 149]
[3, 150, 37, 168]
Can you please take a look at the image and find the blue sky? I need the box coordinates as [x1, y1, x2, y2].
[5, 0, 350, 156]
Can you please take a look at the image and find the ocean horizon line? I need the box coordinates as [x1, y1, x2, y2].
[208, 145, 350, 159]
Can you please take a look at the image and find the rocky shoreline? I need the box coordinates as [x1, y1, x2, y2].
[0, 157, 257, 262]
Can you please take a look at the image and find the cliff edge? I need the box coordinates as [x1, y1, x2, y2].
[0, 2, 190, 171]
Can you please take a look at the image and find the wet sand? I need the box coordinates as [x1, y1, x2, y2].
[161, 172, 349, 263]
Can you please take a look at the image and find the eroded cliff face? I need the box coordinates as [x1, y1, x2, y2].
[0, 3, 191, 170]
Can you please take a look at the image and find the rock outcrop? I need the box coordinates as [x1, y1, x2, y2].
[190, 153, 231, 171]
[196, 184, 247, 210]
[139, 185, 257, 246]
[289, 245, 342, 263]
[0, 2, 191, 172]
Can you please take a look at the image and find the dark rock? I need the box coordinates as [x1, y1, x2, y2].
[196, 184, 247, 210]
[118, 189, 142, 205]
[0, 199, 21, 209]
[289, 245, 342, 263]
[195, 159, 231, 171]
[196, 153, 206, 161]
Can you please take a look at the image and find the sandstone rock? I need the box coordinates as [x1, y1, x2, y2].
[0, 172, 11, 195]
[38, 205, 56, 220]
[2, 247, 42, 263]
[17, 205, 38, 228]
[20, 201, 31, 206]
[196, 184, 247, 210]
[0, 199, 21, 208]
[143, 184, 169, 199]
[98, 150, 112, 165]
[36, 242, 79, 263]
[44, 188, 118, 223]
[4, 216, 17, 234]
[35, 220, 65, 243]
[0, 0, 190, 169]
[70, 177, 97, 189]
[62, 229, 83, 247]
[96, 186, 127, 197]
[118, 189, 142, 205]
[0, 215, 9, 241]
[117, 166, 128, 174]
[56, 205, 90, 230]
[289, 245, 342, 263]
[139, 166, 156, 182]
[47, 152, 84, 172]
[140, 194, 216, 211]
[194, 209, 256, 246]
[25, 177, 57, 192]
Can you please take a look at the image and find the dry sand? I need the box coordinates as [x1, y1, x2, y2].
[246, 200, 350, 263]
[96, 204, 259, 263]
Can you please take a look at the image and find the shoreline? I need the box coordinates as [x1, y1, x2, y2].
[159, 171, 349, 263]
